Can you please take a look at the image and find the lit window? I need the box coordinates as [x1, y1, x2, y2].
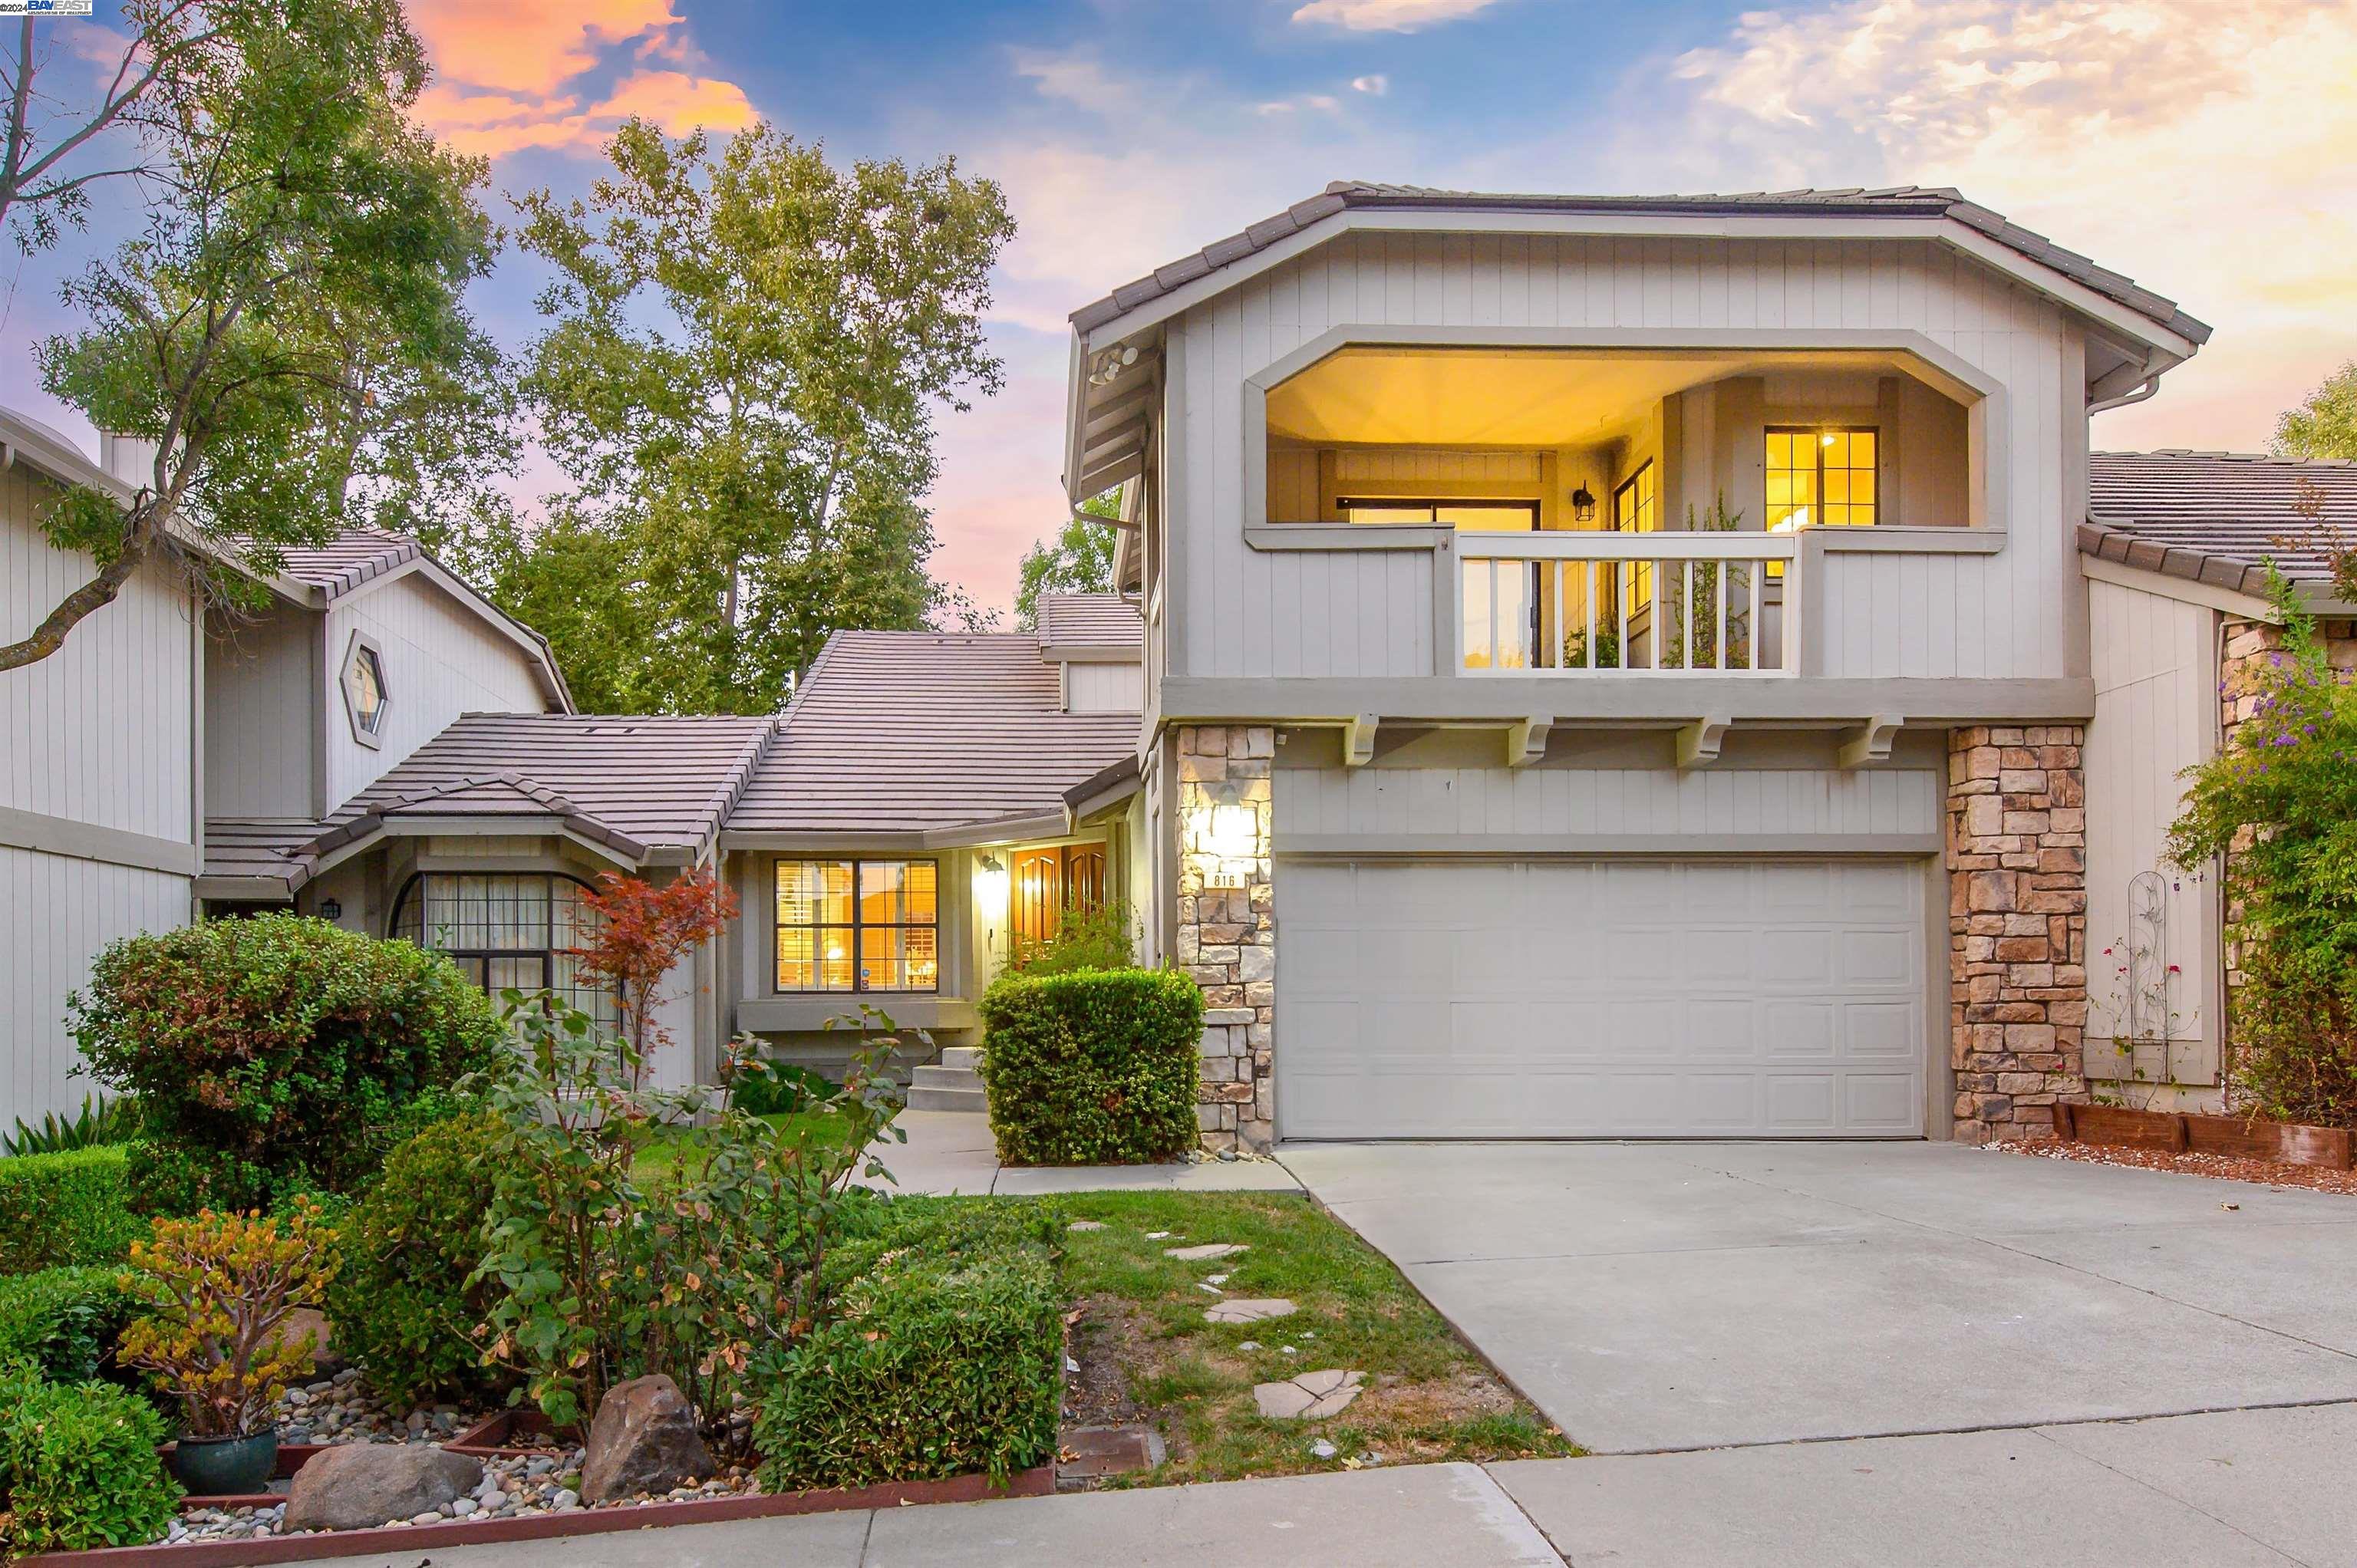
[1613, 460, 1659, 614]
[390, 873, 615, 1026]
[1340, 499, 1538, 531]
[1767, 428, 1878, 532]
[776, 859, 937, 993]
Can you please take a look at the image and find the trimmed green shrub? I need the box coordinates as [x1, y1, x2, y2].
[1004, 899, 1136, 976]
[728, 1060, 835, 1118]
[0, 1365, 180, 1552]
[978, 968, 1203, 1165]
[0, 1147, 140, 1273]
[0, 1268, 142, 1384]
[70, 914, 506, 1195]
[328, 1113, 507, 1408]
[753, 1206, 1063, 1490]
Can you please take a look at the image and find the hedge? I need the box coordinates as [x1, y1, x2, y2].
[0, 1364, 180, 1553]
[977, 968, 1203, 1166]
[0, 1268, 142, 1384]
[0, 1148, 140, 1274]
[753, 1202, 1063, 1491]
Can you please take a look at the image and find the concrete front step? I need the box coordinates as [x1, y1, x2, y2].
[939, 1046, 984, 1072]
[905, 1084, 987, 1114]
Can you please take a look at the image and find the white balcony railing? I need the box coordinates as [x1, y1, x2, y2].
[1457, 532, 1797, 676]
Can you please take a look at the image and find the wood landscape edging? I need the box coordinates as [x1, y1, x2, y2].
[2051, 1102, 2355, 1170]
[29, 1465, 1055, 1566]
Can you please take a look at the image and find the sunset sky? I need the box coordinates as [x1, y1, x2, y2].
[10, 0, 2357, 612]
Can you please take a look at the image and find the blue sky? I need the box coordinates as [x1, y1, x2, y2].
[10, 0, 2355, 610]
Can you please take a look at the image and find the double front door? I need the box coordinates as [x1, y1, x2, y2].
[1011, 844, 1108, 947]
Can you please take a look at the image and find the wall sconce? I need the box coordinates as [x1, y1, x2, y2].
[318, 898, 342, 922]
[974, 852, 1010, 952]
[1570, 485, 1597, 525]
[1187, 791, 1264, 890]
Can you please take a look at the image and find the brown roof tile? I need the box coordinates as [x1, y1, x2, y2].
[1034, 593, 1142, 650]
[2082, 450, 2357, 595]
[728, 631, 1137, 835]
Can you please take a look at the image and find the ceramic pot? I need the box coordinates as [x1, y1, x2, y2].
[169, 1429, 279, 1495]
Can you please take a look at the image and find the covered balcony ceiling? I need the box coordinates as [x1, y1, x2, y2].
[1265, 346, 1959, 447]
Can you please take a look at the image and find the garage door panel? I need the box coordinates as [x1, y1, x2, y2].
[1277, 857, 1927, 1139]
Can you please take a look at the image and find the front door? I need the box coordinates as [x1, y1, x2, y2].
[1010, 844, 1110, 948]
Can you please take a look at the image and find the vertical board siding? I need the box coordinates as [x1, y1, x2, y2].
[2, 476, 196, 842]
[1274, 765, 1941, 840]
[325, 575, 552, 809]
[2085, 580, 2218, 1082]
[1175, 232, 2072, 682]
[205, 604, 318, 817]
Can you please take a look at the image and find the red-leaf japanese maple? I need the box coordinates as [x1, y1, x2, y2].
[569, 866, 739, 1085]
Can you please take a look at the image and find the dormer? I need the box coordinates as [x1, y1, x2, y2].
[1035, 593, 1143, 713]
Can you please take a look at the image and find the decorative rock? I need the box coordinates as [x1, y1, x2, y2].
[281, 1307, 345, 1375]
[551, 1488, 580, 1510]
[410, 1510, 443, 1527]
[1067, 1220, 1105, 1232]
[580, 1374, 714, 1504]
[1165, 1243, 1248, 1261]
[1310, 1438, 1338, 1459]
[1204, 1297, 1295, 1325]
[1237, 1341, 1260, 1352]
[283, 1444, 484, 1533]
[1251, 1369, 1366, 1420]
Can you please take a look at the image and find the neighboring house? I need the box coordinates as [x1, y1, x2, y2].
[11, 183, 2352, 1151]
[1, 409, 571, 1120]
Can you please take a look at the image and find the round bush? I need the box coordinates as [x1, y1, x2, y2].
[70, 914, 506, 1194]
[327, 1113, 507, 1408]
[977, 968, 1203, 1166]
[0, 1367, 180, 1552]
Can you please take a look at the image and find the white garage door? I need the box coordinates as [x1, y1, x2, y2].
[1277, 858, 1928, 1138]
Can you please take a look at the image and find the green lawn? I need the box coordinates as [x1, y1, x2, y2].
[1047, 1190, 1577, 1484]
[631, 1108, 863, 1182]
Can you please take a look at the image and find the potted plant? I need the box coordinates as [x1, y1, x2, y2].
[119, 1203, 338, 1494]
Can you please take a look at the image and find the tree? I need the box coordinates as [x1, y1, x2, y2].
[567, 866, 738, 1090]
[2, 1, 217, 255]
[5, 0, 499, 672]
[2275, 361, 2357, 461]
[509, 120, 1014, 714]
[1013, 491, 1120, 630]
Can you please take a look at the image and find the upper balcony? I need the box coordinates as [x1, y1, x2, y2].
[1255, 344, 1999, 687]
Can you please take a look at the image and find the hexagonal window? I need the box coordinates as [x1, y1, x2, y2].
[342, 634, 388, 746]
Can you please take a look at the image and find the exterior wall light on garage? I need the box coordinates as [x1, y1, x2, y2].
[1187, 786, 1264, 891]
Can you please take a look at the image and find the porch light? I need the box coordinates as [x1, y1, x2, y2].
[974, 852, 1010, 950]
[1570, 485, 1597, 525]
[1189, 795, 1263, 890]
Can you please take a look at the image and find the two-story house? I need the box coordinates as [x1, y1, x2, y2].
[1063, 183, 2250, 1151]
[13, 183, 2353, 1151]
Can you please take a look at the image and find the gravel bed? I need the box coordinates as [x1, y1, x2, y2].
[1997, 1135, 2357, 1194]
[272, 1366, 492, 1446]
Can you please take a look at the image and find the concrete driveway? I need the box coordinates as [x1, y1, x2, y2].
[1281, 1139, 2357, 1454]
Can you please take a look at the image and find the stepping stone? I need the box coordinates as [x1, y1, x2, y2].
[1205, 1297, 1296, 1325]
[1252, 1369, 1366, 1420]
[1165, 1243, 1248, 1261]
[1067, 1220, 1104, 1232]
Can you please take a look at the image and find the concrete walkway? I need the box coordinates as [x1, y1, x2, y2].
[861, 1110, 1302, 1196]
[282, 1403, 2357, 1566]
[1281, 1138, 2357, 1452]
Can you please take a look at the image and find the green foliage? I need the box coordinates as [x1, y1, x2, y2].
[1014, 492, 1121, 630]
[1560, 626, 1624, 668]
[979, 969, 1203, 1165]
[726, 1058, 836, 1118]
[0, 1147, 140, 1274]
[21, 0, 503, 672]
[474, 998, 908, 1434]
[3, 1093, 143, 1157]
[501, 119, 1016, 713]
[0, 1366, 180, 1552]
[2275, 361, 2357, 460]
[1005, 899, 1136, 976]
[70, 914, 506, 1197]
[1655, 496, 1753, 670]
[0, 1269, 143, 1385]
[121, 1205, 337, 1438]
[328, 1113, 506, 1409]
[2168, 568, 2357, 1127]
[752, 1205, 1063, 1490]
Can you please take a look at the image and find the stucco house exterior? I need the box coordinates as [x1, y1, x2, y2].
[7, 183, 2355, 1149]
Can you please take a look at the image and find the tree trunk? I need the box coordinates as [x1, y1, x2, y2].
[0, 528, 155, 670]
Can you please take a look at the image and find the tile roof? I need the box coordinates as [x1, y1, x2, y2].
[728, 631, 1139, 836]
[266, 529, 424, 600]
[1072, 182, 2208, 344]
[200, 819, 325, 887]
[2082, 451, 2357, 595]
[1034, 593, 1142, 649]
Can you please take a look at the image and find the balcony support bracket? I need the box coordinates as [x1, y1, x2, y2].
[1676, 713, 1733, 771]
[1505, 715, 1554, 769]
[1343, 712, 1380, 768]
[1838, 713, 1907, 769]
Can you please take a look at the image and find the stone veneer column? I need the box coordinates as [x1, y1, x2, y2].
[1946, 725, 2090, 1143]
[1173, 725, 1275, 1152]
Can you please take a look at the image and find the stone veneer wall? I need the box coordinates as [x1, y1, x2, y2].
[2214, 618, 2357, 1070]
[1173, 726, 1276, 1152]
[1946, 726, 2090, 1143]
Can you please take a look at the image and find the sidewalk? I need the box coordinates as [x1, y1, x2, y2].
[273, 1402, 2357, 1567]
[860, 1110, 1302, 1196]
